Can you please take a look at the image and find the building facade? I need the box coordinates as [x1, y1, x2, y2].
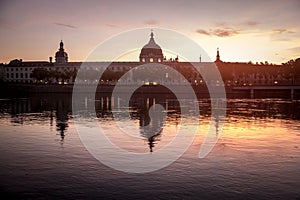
[1, 32, 299, 86]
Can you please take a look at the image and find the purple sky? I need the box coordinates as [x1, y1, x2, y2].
[0, 0, 299, 64]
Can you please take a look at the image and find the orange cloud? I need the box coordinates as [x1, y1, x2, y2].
[213, 29, 239, 37]
[144, 19, 158, 25]
[54, 22, 77, 29]
[241, 21, 259, 26]
[106, 24, 119, 28]
[196, 28, 240, 37]
[273, 29, 295, 34]
[195, 29, 210, 35]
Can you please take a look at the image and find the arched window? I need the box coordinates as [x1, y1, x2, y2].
[149, 58, 154, 62]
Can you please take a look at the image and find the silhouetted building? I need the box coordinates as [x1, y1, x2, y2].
[215, 47, 221, 62]
[0, 63, 4, 81]
[55, 40, 68, 63]
[1, 31, 299, 86]
[139, 31, 163, 63]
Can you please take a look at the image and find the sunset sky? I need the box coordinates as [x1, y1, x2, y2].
[0, 0, 299, 64]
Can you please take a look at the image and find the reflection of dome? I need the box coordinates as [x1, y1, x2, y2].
[55, 40, 68, 63]
[139, 31, 163, 63]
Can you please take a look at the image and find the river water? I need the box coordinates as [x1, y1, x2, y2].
[0, 94, 299, 199]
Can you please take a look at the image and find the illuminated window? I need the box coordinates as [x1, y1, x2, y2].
[158, 58, 161, 62]
[149, 58, 154, 62]
[142, 58, 145, 62]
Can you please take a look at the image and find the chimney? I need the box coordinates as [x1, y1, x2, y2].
[49, 57, 52, 63]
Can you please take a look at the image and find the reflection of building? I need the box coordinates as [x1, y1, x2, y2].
[138, 99, 165, 152]
[1, 31, 299, 86]
[2, 94, 71, 141]
[56, 98, 69, 142]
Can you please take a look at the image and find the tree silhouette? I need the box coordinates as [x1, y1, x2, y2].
[30, 68, 49, 83]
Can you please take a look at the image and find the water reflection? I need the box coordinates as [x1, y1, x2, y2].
[138, 105, 165, 152]
[1, 95, 299, 199]
[56, 100, 69, 143]
[0, 94, 72, 143]
[94, 91, 181, 152]
[0, 94, 299, 149]
[213, 115, 220, 136]
[227, 99, 300, 120]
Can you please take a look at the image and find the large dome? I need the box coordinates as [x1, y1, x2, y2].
[55, 51, 68, 58]
[139, 31, 163, 63]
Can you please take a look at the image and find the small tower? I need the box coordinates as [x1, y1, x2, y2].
[59, 40, 64, 51]
[55, 40, 68, 63]
[215, 47, 221, 62]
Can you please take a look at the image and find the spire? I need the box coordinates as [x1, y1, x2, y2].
[216, 47, 220, 62]
[59, 40, 64, 51]
[144, 29, 160, 48]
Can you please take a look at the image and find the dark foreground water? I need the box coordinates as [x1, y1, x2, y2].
[0, 94, 300, 199]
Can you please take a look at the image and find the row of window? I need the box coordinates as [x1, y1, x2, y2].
[5, 67, 76, 72]
[110, 66, 130, 71]
[7, 73, 29, 79]
[141, 58, 162, 62]
[5, 66, 141, 72]
[6, 80, 33, 83]
[6, 68, 33, 72]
